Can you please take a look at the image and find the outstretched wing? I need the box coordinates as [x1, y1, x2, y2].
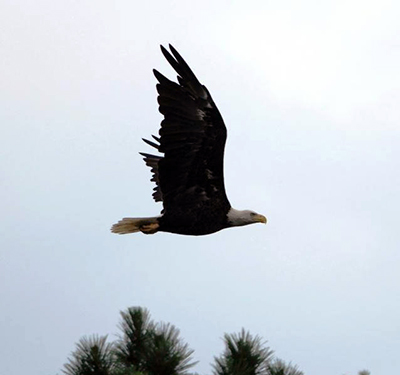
[142, 44, 230, 213]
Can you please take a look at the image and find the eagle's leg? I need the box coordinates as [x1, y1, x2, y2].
[140, 222, 159, 234]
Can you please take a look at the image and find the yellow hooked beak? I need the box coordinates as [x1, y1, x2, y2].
[255, 214, 267, 224]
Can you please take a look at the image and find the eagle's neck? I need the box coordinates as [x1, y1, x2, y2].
[226, 208, 267, 227]
[227, 208, 253, 227]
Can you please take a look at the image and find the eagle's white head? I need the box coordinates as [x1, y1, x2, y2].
[227, 208, 267, 227]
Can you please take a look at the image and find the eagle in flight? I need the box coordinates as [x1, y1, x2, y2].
[111, 45, 266, 236]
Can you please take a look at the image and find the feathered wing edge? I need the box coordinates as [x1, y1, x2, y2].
[140, 135, 163, 202]
[158, 44, 208, 100]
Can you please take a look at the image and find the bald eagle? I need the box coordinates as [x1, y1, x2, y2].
[111, 45, 266, 236]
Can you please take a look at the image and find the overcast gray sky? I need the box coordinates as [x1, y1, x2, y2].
[1, 1, 399, 374]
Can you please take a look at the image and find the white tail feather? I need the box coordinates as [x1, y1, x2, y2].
[111, 217, 159, 235]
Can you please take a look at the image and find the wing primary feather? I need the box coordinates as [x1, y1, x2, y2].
[168, 44, 201, 86]
[139, 152, 160, 158]
[142, 138, 160, 150]
[152, 135, 161, 142]
[153, 69, 174, 85]
[160, 45, 182, 77]
[160, 45, 206, 100]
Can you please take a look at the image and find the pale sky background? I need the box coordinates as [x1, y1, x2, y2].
[1, 1, 400, 374]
